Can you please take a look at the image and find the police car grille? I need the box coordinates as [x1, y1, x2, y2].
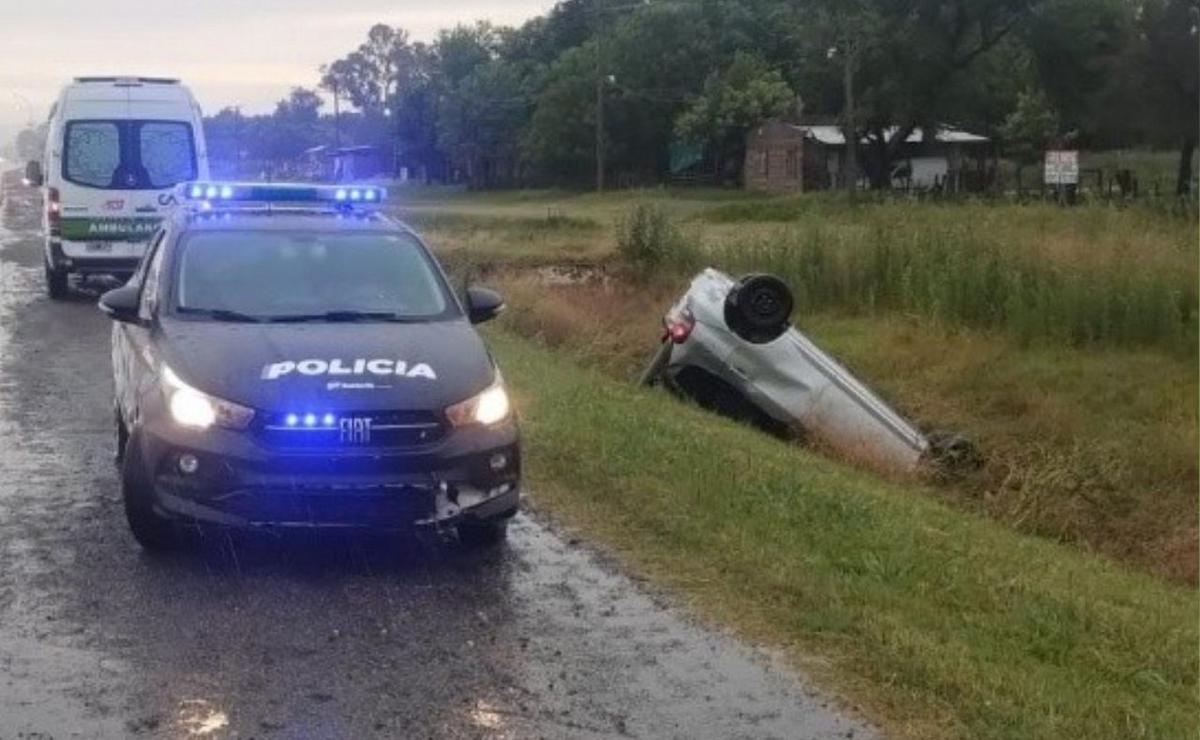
[258, 410, 446, 449]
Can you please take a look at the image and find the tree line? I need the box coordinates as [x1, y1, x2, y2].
[110, 0, 1200, 194]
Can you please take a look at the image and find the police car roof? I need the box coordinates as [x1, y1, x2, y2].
[170, 208, 411, 235]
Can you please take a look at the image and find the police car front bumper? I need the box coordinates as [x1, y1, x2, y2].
[129, 416, 520, 532]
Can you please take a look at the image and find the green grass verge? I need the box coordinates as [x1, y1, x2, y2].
[488, 329, 1198, 740]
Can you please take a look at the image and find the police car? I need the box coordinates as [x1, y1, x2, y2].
[99, 183, 519, 549]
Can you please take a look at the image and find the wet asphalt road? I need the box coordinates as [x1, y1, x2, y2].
[0, 186, 874, 740]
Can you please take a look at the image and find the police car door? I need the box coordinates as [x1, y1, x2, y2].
[114, 229, 166, 425]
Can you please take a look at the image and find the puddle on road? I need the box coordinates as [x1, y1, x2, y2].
[177, 698, 231, 736]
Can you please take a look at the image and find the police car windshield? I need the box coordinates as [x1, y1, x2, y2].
[172, 230, 456, 322]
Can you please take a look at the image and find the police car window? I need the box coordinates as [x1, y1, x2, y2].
[64, 122, 120, 188]
[139, 122, 195, 188]
[174, 231, 454, 321]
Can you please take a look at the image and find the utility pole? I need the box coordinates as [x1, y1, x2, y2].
[595, 0, 606, 192]
[332, 81, 342, 152]
[832, 31, 861, 193]
[842, 43, 857, 192]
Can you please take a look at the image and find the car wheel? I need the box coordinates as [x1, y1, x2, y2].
[45, 260, 68, 300]
[458, 519, 508, 547]
[724, 273, 793, 343]
[121, 442, 177, 552]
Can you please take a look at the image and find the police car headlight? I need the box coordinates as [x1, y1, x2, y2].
[161, 366, 254, 430]
[446, 378, 511, 427]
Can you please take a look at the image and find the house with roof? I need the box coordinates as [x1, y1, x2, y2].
[744, 120, 993, 193]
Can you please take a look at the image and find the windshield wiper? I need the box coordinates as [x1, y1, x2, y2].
[267, 311, 417, 323]
[177, 307, 264, 323]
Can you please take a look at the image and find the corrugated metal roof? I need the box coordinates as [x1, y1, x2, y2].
[792, 124, 988, 146]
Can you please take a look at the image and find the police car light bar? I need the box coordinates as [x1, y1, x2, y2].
[176, 182, 387, 210]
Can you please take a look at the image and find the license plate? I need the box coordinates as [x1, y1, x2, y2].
[86, 242, 113, 253]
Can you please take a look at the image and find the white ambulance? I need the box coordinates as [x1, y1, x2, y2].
[24, 77, 209, 298]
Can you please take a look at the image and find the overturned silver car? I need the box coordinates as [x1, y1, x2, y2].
[641, 269, 970, 474]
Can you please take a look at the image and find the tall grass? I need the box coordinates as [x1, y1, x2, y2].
[711, 226, 1194, 353]
[650, 202, 1198, 354]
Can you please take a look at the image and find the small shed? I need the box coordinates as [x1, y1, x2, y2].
[300, 145, 387, 182]
[744, 120, 809, 193]
[744, 121, 992, 193]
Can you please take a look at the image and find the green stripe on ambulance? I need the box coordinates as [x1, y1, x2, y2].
[60, 217, 161, 242]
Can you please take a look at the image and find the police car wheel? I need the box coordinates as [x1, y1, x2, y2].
[44, 260, 68, 300]
[458, 520, 508, 547]
[121, 443, 177, 551]
[113, 410, 128, 465]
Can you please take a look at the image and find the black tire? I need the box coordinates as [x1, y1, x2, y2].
[121, 442, 177, 552]
[724, 273, 793, 344]
[458, 519, 508, 547]
[45, 259, 68, 300]
[114, 409, 128, 465]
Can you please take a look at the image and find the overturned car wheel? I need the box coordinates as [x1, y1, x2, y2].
[723, 273, 793, 344]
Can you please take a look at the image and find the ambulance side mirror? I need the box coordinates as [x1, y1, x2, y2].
[24, 160, 43, 187]
[466, 286, 505, 324]
[99, 284, 142, 325]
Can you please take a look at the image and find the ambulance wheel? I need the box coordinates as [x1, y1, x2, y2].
[45, 260, 68, 300]
[121, 441, 177, 552]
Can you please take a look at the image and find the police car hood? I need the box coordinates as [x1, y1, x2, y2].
[158, 318, 495, 413]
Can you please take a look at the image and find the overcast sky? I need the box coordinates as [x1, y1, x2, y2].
[0, 0, 556, 146]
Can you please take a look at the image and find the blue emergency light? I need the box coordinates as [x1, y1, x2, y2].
[176, 182, 387, 210]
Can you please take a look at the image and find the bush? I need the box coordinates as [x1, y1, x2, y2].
[616, 204, 696, 271]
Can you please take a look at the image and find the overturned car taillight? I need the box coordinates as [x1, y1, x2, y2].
[662, 308, 695, 344]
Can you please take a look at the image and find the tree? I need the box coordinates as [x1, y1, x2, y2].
[794, 0, 1055, 188]
[526, 45, 598, 182]
[14, 124, 46, 161]
[438, 59, 531, 187]
[1000, 87, 1060, 185]
[1132, 0, 1200, 194]
[266, 88, 324, 161]
[675, 52, 795, 182]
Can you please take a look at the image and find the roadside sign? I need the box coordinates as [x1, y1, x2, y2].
[1044, 150, 1079, 185]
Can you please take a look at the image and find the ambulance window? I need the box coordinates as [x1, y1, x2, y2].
[64, 122, 120, 187]
[139, 122, 196, 188]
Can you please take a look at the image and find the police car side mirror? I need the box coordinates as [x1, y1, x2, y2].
[99, 285, 142, 325]
[23, 160, 43, 187]
[466, 286, 505, 324]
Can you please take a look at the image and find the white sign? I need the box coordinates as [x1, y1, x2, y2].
[1044, 150, 1079, 185]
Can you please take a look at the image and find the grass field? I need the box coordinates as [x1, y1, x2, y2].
[489, 330, 1197, 740]
[397, 185, 1197, 736]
